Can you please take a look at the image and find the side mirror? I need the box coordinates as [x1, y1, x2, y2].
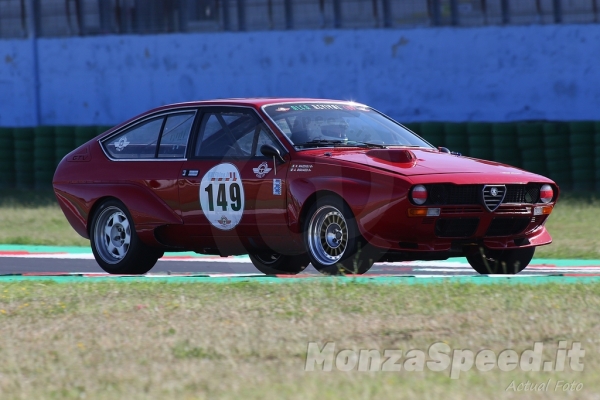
[438, 146, 461, 156]
[260, 144, 285, 163]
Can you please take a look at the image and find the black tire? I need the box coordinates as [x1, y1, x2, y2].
[249, 252, 310, 275]
[304, 196, 379, 275]
[466, 246, 535, 275]
[90, 199, 163, 274]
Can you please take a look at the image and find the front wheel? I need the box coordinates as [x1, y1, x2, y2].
[249, 252, 310, 275]
[90, 199, 162, 274]
[466, 246, 535, 274]
[304, 196, 378, 275]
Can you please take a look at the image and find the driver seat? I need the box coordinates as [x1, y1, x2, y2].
[290, 118, 310, 145]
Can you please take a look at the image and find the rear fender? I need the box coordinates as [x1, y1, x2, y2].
[54, 183, 183, 240]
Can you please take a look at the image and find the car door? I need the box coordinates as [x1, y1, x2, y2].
[177, 106, 290, 254]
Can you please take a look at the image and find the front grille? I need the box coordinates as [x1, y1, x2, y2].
[485, 217, 530, 237]
[504, 184, 540, 203]
[495, 205, 531, 214]
[441, 206, 482, 214]
[435, 218, 479, 238]
[427, 185, 479, 205]
[423, 184, 544, 206]
[482, 185, 506, 211]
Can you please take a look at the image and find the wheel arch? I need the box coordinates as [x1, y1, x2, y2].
[298, 190, 349, 234]
[87, 196, 120, 237]
[54, 182, 183, 244]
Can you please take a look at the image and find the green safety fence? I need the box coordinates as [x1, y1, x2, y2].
[419, 122, 445, 148]
[0, 122, 599, 191]
[0, 127, 15, 188]
[517, 122, 547, 178]
[467, 122, 493, 161]
[491, 123, 520, 167]
[443, 122, 469, 156]
[33, 126, 56, 189]
[542, 122, 571, 190]
[568, 122, 595, 191]
[13, 128, 35, 189]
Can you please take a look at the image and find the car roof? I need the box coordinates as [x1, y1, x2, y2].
[146, 98, 366, 113]
[101, 98, 370, 139]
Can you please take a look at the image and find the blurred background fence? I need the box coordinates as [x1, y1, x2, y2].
[0, 121, 598, 190]
[2, 0, 600, 38]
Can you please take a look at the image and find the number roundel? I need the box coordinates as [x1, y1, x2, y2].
[199, 163, 245, 230]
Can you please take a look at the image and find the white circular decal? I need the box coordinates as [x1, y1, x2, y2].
[199, 163, 245, 230]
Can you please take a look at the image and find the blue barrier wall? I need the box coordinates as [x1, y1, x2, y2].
[2, 24, 600, 126]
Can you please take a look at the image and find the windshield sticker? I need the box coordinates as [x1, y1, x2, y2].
[199, 163, 245, 231]
[113, 137, 130, 151]
[253, 162, 272, 178]
[289, 104, 345, 111]
[273, 179, 282, 195]
[275, 107, 290, 112]
[290, 164, 313, 172]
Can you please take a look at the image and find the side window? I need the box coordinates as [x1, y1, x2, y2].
[195, 110, 279, 159]
[104, 118, 163, 159]
[256, 127, 281, 155]
[158, 113, 194, 158]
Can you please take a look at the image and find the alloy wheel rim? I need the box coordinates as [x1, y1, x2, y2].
[308, 205, 348, 266]
[254, 253, 281, 265]
[94, 206, 131, 264]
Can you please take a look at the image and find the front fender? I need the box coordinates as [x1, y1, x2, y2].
[287, 164, 412, 241]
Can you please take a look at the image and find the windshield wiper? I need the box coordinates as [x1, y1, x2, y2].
[346, 141, 388, 149]
[296, 139, 349, 148]
[297, 139, 388, 149]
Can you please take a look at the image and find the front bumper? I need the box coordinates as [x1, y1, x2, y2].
[361, 203, 553, 253]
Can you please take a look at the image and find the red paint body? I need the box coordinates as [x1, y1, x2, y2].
[53, 98, 559, 261]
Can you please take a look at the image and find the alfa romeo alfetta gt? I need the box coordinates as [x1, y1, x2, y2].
[53, 98, 558, 275]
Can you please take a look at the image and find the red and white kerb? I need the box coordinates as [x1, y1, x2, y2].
[411, 185, 428, 205]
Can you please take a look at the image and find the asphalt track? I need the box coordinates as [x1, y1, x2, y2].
[0, 245, 599, 284]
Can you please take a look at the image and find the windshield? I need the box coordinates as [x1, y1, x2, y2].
[263, 103, 433, 149]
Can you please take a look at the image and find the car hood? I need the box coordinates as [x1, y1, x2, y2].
[322, 148, 548, 182]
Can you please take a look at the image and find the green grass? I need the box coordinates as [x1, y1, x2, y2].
[0, 281, 597, 399]
[535, 193, 600, 259]
[0, 190, 89, 246]
[0, 190, 599, 258]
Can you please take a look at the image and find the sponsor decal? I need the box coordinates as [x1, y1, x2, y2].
[273, 179, 282, 195]
[290, 164, 313, 172]
[199, 163, 245, 231]
[310, 104, 343, 110]
[113, 137, 130, 151]
[290, 105, 312, 111]
[283, 104, 369, 112]
[253, 162, 272, 178]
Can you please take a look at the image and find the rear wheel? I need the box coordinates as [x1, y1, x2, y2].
[466, 247, 535, 274]
[249, 252, 310, 275]
[90, 199, 163, 274]
[304, 196, 378, 275]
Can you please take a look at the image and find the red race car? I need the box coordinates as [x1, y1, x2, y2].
[53, 98, 558, 275]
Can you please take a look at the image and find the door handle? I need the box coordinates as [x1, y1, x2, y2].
[182, 170, 199, 177]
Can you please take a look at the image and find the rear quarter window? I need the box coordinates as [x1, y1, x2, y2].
[104, 118, 163, 159]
